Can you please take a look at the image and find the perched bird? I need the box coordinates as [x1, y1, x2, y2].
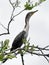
[2, 10, 38, 63]
[10, 10, 38, 51]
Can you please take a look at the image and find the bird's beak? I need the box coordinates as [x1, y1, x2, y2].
[32, 10, 38, 15]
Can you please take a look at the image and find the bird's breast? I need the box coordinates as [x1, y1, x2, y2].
[24, 32, 28, 38]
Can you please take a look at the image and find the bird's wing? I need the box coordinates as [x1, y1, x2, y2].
[13, 31, 26, 42]
[10, 31, 26, 51]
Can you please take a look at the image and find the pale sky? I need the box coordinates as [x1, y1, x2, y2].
[0, 0, 49, 65]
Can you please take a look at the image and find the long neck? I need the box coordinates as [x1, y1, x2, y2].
[23, 20, 29, 33]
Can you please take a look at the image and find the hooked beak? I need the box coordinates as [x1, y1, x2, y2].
[32, 10, 38, 15]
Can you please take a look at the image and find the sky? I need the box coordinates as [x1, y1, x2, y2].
[0, 0, 49, 65]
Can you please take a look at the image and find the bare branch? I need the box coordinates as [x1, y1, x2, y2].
[0, 22, 8, 30]
[29, 45, 49, 51]
[0, 32, 9, 36]
[27, 51, 49, 57]
[44, 45, 49, 49]
[21, 54, 24, 65]
[10, 8, 15, 19]
[13, 8, 25, 18]
[8, 18, 13, 33]
[9, 0, 14, 8]
[0, 9, 25, 36]
[15, 0, 19, 7]
[38, 47, 49, 63]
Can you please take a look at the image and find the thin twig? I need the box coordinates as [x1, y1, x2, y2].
[8, 18, 13, 33]
[36, 45, 49, 50]
[38, 47, 49, 63]
[16, 0, 19, 7]
[10, 8, 15, 19]
[13, 8, 25, 18]
[9, 0, 14, 8]
[0, 32, 9, 36]
[21, 54, 24, 65]
[0, 22, 8, 30]
[29, 45, 49, 51]
[44, 45, 49, 49]
[27, 50, 49, 57]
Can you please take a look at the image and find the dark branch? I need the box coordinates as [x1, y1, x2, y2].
[29, 45, 49, 51]
[9, 0, 14, 8]
[21, 54, 24, 65]
[28, 52, 49, 57]
[44, 45, 49, 48]
[0, 32, 9, 36]
[8, 18, 13, 33]
[37, 47, 49, 62]
[0, 8, 25, 36]
[13, 8, 25, 18]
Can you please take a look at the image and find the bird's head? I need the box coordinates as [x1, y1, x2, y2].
[25, 10, 38, 23]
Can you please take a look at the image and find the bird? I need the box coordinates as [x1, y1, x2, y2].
[10, 10, 38, 51]
[2, 10, 38, 63]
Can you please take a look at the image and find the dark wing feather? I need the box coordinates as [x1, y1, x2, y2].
[10, 31, 26, 51]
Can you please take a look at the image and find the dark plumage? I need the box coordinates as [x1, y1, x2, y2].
[10, 31, 26, 51]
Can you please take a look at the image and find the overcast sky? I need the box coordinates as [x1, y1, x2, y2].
[0, 0, 49, 65]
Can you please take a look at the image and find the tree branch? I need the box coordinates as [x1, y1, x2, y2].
[29, 45, 49, 51]
[0, 0, 26, 36]
[27, 51, 49, 57]
[0, 44, 49, 64]
[0, 22, 8, 30]
[0, 8, 25, 36]
[0, 32, 9, 36]
[9, 0, 14, 8]
[13, 8, 25, 18]
[37, 47, 49, 62]
[21, 54, 24, 65]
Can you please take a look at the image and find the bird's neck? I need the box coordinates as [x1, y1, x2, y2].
[23, 21, 29, 32]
